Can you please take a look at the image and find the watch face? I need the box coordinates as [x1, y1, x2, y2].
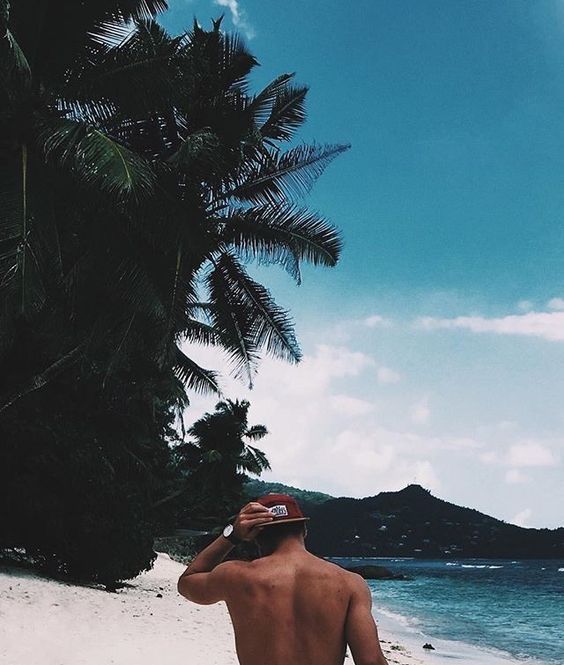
[223, 524, 234, 538]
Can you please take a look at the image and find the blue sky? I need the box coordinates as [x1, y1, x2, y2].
[165, 1, 564, 528]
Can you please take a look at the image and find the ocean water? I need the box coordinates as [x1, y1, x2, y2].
[332, 558, 564, 664]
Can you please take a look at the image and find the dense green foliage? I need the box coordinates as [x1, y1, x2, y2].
[306, 484, 564, 558]
[0, 0, 346, 583]
[243, 478, 334, 510]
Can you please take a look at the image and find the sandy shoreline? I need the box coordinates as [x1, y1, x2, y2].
[375, 607, 529, 665]
[0, 552, 519, 665]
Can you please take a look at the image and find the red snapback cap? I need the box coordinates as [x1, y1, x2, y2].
[256, 493, 309, 526]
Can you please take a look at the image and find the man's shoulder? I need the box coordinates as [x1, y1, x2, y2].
[314, 558, 369, 590]
[211, 559, 252, 581]
[305, 554, 363, 584]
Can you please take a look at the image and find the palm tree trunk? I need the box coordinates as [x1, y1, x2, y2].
[20, 143, 27, 314]
[152, 486, 189, 508]
[0, 341, 87, 415]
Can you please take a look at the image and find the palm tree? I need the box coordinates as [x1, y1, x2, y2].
[174, 399, 270, 522]
[1, 5, 347, 408]
[0, 1, 348, 579]
[1, 0, 172, 412]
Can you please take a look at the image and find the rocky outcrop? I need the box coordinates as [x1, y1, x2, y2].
[344, 565, 410, 580]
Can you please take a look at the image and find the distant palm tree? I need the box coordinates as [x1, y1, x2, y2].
[174, 399, 270, 522]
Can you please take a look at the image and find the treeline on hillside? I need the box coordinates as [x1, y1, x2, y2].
[0, 0, 346, 584]
[243, 479, 334, 511]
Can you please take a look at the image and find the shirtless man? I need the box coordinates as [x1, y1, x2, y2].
[177, 493, 389, 665]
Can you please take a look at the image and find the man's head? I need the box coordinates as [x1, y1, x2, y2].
[254, 493, 309, 555]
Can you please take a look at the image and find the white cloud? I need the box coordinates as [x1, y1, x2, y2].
[505, 468, 529, 484]
[364, 315, 391, 328]
[410, 397, 430, 425]
[547, 297, 564, 310]
[329, 394, 374, 416]
[412, 460, 441, 490]
[178, 326, 561, 524]
[328, 314, 393, 343]
[417, 311, 564, 341]
[497, 420, 518, 432]
[300, 344, 375, 391]
[376, 366, 401, 384]
[507, 442, 558, 467]
[511, 508, 532, 528]
[480, 451, 499, 465]
[179, 342, 448, 497]
[325, 429, 442, 495]
[214, 0, 255, 38]
[517, 300, 534, 312]
[480, 442, 559, 469]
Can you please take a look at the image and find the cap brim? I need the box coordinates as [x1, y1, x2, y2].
[260, 517, 310, 527]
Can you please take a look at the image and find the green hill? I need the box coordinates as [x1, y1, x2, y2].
[306, 484, 564, 559]
[233, 480, 564, 558]
[243, 479, 334, 512]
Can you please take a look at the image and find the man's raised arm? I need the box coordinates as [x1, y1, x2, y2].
[345, 574, 389, 665]
[177, 502, 273, 605]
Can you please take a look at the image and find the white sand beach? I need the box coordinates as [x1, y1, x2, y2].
[0, 553, 518, 665]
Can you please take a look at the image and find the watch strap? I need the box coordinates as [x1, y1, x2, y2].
[224, 525, 242, 545]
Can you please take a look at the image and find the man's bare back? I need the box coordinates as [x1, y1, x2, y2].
[178, 498, 388, 665]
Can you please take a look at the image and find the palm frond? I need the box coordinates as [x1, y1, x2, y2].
[113, 1, 169, 22]
[182, 319, 223, 346]
[173, 346, 221, 394]
[162, 243, 208, 348]
[214, 29, 257, 93]
[260, 82, 309, 141]
[239, 444, 271, 474]
[0, 154, 24, 295]
[205, 261, 260, 386]
[111, 256, 166, 320]
[1, 27, 31, 90]
[0, 341, 87, 415]
[247, 445, 270, 470]
[86, 20, 185, 110]
[219, 204, 342, 283]
[57, 97, 117, 126]
[221, 143, 350, 206]
[203, 449, 223, 463]
[247, 73, 295, 126]
[245, 424, 268, 441]
[88, 20, 137, 47]
[37, 118, 156, 200]
[212, 252, 301, 364]
[168, 129, 222, 174]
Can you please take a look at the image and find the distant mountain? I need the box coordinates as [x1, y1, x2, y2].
[243, 479, 334, 512]
[304, 484, 564, 559]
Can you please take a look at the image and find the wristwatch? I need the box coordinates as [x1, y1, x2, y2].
[222, 523, 242, 545]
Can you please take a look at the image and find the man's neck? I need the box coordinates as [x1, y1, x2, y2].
[271, 537, 306, 555]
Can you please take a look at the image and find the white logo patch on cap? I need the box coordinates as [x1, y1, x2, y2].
[269, 504, 289, 517]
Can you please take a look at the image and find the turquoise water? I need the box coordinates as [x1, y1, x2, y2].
[332, 558, 564, 664]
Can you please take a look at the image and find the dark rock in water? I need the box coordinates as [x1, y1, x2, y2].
[423, 643, 435, 650]
[156, 593, 163, 598]
[344, 565, 410, 580]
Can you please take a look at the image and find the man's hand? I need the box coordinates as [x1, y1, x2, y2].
[233, 502, 274, 541]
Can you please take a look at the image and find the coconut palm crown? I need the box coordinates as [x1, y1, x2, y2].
[1, 2, 349, 410]
[173, 399, 270, 521]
